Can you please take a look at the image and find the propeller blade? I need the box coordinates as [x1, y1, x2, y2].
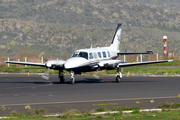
[41, 68, 50, 80]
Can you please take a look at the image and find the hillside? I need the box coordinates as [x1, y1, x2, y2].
[0, 0, 180, 60]
[137, 0, 180, 11]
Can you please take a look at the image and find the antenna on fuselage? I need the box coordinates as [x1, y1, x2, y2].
[90, 44, 93, 49]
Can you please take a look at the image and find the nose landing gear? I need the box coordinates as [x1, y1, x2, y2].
[70, 71, 75, 84]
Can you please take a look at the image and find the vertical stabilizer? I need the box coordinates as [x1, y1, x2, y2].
[110, 23, 122, 51]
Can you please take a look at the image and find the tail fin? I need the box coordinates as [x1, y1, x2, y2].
[110, 23, 122, 51]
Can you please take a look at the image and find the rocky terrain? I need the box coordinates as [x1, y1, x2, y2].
[0, 0, 179, 60]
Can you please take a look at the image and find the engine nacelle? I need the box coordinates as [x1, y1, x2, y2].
[45, 60, 66, 69]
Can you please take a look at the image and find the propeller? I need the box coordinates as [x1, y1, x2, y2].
[92, 62, 103, 79]
[41, 68, 50, 80]
[93, 61, 109, 79]
[38, 51, 50, 80]
[93, 68, 100, 79]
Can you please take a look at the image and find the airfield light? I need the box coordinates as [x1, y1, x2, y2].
[163, 36, 167, 57]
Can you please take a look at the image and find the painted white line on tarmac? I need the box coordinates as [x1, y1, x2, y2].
[31, 94, 36, 96]
[13, 94, 18, 96]
[0, 96, 177, 107]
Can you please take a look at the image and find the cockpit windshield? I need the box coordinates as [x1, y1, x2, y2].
[71, 51, 88, 60]
[71, 51, 79, 58]
[79, 52, 88, 59]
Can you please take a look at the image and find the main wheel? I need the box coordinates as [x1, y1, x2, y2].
[71, 77, 75, 84]
[60, 76, 65, 83]
[116, 75, 121, 83]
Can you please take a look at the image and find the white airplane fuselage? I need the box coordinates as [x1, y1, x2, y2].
[64, 47, 122, 73]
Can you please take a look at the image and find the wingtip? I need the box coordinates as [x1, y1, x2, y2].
[147, 51, 153, 54]
[168, 60, 174, 62]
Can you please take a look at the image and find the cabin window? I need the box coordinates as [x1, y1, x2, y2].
[102, 51, 107, 58]
[107, 51, 111, 57]
[79, 52, 88, 59]
[98, 52, 102, 58]
[89, 53, 93, 59]
[93, 52, 97, 59]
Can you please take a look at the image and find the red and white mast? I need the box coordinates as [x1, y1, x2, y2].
[163, 36, 167, 57]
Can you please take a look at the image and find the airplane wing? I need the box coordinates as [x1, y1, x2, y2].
[94, 59, 173, 69]
[5, 60, 66, 69]
[117, 60, 173, 68]
[5, 61, 46, 67]
[118, 51, 153, 55]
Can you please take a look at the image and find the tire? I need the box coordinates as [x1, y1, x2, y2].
[60, 76, 65, 83]
[116, 75, 121, 83]
[71, 77, 75, 84]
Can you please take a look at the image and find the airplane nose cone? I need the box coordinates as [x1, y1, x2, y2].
[64, 57, 88, 70]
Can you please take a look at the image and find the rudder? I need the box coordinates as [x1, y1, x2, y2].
[110, 23, 122, 51]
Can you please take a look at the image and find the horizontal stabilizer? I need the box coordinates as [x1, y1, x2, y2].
[118, 51, 153, 55]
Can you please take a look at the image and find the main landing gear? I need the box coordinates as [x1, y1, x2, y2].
[59, 70, 65, 83]
[59, 70, 75, 84]
[116, 67, 122, 82]
[59, 69, 122, 84]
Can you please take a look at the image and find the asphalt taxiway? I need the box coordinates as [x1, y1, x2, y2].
[0, 74, 180, 115]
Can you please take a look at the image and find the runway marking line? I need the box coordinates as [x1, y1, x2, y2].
[92, 103, 119, 106]
[5, 80, 52, 89]
[0, 96, 178, 107]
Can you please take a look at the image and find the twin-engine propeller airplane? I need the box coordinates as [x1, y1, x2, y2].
[5, 23, 173, 84]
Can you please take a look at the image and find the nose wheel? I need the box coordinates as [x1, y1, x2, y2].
[70, 71, 75, 84]
[71, 77, 75, 84]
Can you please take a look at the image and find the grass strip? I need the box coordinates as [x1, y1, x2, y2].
[3, 103, 180, 120]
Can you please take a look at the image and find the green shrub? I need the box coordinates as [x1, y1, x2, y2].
[158, 102, 180, 108]
[1, 106, 6, 111]
[76, 9, 84, 14]
[158, 102, 172, 108]
[172, 103, 180, 108]
[112, 113, 121, 116]
[62, 109, 80, 119]
[131, 109, 140, 114]
[96, 115, 103, 119]
[49, 70, 54, 74]
[11, 111, 25, 117]
[96, 107, 107, 112]
[112, 108, 117, 111]
[117, 107, 141, 111]
[92, 11, 99, 16]
[28, 108, 46, 115]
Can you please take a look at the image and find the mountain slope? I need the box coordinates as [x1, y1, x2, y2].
[0, 0, 179, 59]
